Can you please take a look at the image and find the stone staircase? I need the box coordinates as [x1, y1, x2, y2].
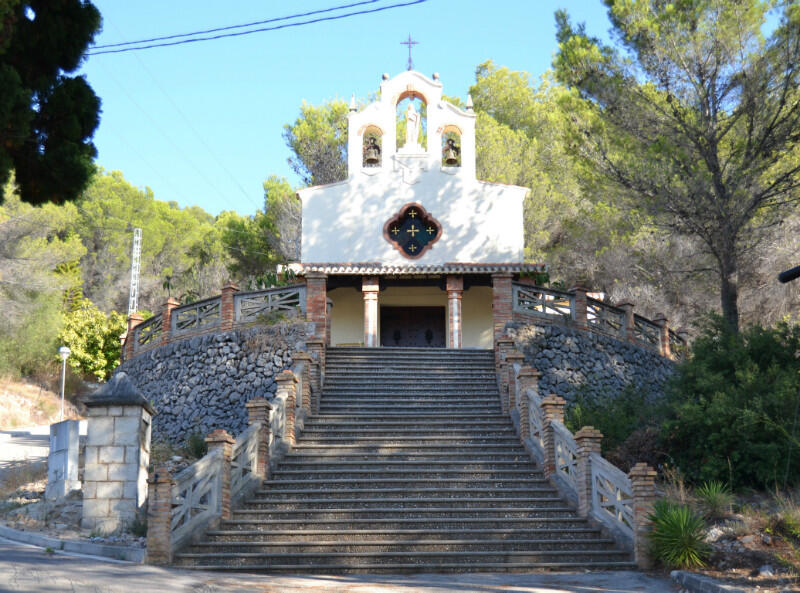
[174, 347, 634, 572]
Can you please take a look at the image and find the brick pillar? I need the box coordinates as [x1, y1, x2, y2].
[205, 429, 234, 520]
[541, 394, 566, 480]
[305, 272, 328, 341]
[654, 313, 671, 358]
[306, 339, 325, 413]
[495, 336, 515, 413]
[517, 367, 541, 440]
[124, 313, 144, 360]
[446, 275, 464, 349]
[326, 297, 334, 346]
[618, 301, 636, 343]
[160, 297, 180, 345]
[146, 466, 174, 565]
[245, 397, 272, 479]
[491, 273, 513, 345]
[362, 276, 380, 347]
[276, 370, 298, 446]
[505, 349, 524, 413]
[629, 462, 658, 569]
[570, 285, 588, 329]
[220, 282, 240, 332]
[575, 426, 603, 518]
[292, 352, 313, 413]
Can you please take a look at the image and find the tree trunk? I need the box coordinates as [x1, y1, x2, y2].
[719, 252, 740, 332]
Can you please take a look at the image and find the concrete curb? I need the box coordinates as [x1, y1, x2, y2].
[671, 570, 749, 593]
[0, 524, 145, 563]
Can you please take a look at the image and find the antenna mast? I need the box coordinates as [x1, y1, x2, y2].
[128, 228, 142, 316]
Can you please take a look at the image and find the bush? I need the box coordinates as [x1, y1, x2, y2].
[662, 315, 800, 489]
[184, 431, 208, 459]
[57, 298, 126, 381]
[649, 499, 710, 569]
[695, 481, 733, 520]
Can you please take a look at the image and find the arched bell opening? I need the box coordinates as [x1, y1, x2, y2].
[396, 94, 427, 152]
[441, 125, 462, 167]
[362, 125, 383, 168]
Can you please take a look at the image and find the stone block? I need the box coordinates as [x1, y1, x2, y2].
[123, 480, 139, 500]
[83, 446, 98, 465]
[88, 407, 108, 417]
[83, 482, 97, 499]
[82, 498, 109, 518]
[84, 463, 107, 482]
[125, 446, 140, 463]
[113, 417, 140, 446]
[108, 463, 136, 482]
[123, 406, 143, 417]
[87, 417, 114, 446]
[109, 498, 137, 516]
[98, 446, 125, 464]
[108, 406, 123, 416]
[97, 482, 124, 499]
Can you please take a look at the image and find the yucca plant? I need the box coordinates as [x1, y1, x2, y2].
[695, 481, 734, 520]
[649, 499, 710, 568]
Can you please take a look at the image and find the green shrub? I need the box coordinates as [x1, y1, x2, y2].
[695, 481, 733, 520]
[57, 298, 126, 381]
[662, 315, 800, 489]
[184, 431, 208, 459]
[648, 499, 710, 569]
[128, 516, 147, 537]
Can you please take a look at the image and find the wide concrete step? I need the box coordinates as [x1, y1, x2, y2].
[243, 497, 566, 510]
[324, 372, 497, 379]
[317, 407, 502, 415]
[303, 417, 511, 426]
[260, 478, 550, 490]
[291, 443, 527, 453]
[276, 460, 536, 471]
[320, 393, 498, 400]
[252, 487, 557, 498]
[297, 436, 521, 444]
[219, 516, 595, 530]
[270, 469, 543, 480]
[283, 453, 528, 463]
[231, 508, 578, 521]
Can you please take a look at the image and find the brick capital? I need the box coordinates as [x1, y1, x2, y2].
[276, 370, 298, 384]
[205, 429, 234, 446]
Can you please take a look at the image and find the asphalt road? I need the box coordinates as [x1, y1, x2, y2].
[0, 538, 679, 593]
[0, 426, 50, 491]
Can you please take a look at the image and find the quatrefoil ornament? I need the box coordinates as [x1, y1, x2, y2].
[383, 202, 442, 259]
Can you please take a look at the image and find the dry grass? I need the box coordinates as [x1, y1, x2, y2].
[0, 377, 82, 429]
[0, 460, 47, 499]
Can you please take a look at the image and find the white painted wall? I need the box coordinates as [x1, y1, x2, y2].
[462, 286, 494, 349]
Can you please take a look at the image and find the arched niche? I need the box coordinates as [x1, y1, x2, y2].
[361, 124, 383, 168]
[441, 124, 462, 167]
[395, 93, 427, 152]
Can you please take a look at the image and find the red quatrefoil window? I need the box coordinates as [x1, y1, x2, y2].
[383, 202, 442, 259]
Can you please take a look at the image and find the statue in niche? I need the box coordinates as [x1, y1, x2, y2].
[405, 103, 421, 147]
[363, 136, 381, 166]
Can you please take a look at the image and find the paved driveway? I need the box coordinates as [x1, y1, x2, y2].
[0, 426, 50, 491]
[0, 538, 678, 593]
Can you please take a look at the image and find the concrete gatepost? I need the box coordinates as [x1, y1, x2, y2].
[569, 285, 589, 329]
[292, 351, 313, 414]
[540, 394, 566, 480]
[160, 297, 180, 345]
[618, 301, 636, 344]
[516, 367, 541, 440]
[653, 313, 671, 358]
[123, 313, 144, 361]
[276, 370, 298, 446]
[245, 397, 272, 479]
[146, 466, 174, 565]
[629, 462, 659, 569]
[220, 282, 240, 332]
[45, 419, 81, 500]
[505, 350, 525, 413]
[205, 429, 234, 520]
[575, 426, 603, 518]
[81, 372, 155, 534]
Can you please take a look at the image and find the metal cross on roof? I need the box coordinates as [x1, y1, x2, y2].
[401, 34, 418, 71]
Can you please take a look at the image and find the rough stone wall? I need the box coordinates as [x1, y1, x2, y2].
[508, 322, 674, 403]
[115, 321, 306, 444]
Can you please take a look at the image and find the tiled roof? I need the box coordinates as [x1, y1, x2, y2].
[288, 262, 546, 276]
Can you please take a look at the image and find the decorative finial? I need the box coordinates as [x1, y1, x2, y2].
[349, 94, 357, 112]
[400, 34, 418, 71]
[432, 72, 440, 81]
[382, 73, 389, 81]
[466, 94, 474, 111]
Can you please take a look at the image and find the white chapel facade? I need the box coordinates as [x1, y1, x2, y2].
[293, 70, 542, 349]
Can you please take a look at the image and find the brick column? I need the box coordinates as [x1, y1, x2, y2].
[220, 282, 240, 332]
[653, 313, 671, 358]
[517, 367, 541, 440]
[505, 349, 525, 413]
[446, 275, 464, 349]
[541, 394, 566, 480]
[276, 370, 298, 446]
[362, 276, 380, 347]
[124, 313, 144, 361]
[146, 466, 174, 565]
[205, 429, 234, 521]
[491, 273, 513, 345]
[245, 397, 272, 479]
[618, 301, 636, 343]
[305, 272, 328, 341]
[495, 336, 515, 413]
[326, 297, 334, 346]
[570, 285, 588, 329]
[306, 339, 325, 413]
[575, 426, 603, 518]
[292, 352, 313, 413]
[160, 297, 180, 345]
[629, 462, 658, 569]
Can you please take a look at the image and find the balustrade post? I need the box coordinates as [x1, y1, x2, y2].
[505, 350, 525, 413]
[124, 313, 144, 361]
[306, 339, 325, 413]
[276, 370, 298, 446]
[326, 297, 334, 346]
[292, 352, 313, 413]
[205, 429, 234, 520]
[653, 313, 671, 358]
[541, 395, 566, 480]
[160, 297, 180, 345]
[245, 397, 272, 479]
[569, 285, 589, 329]
[495, 336, 514, 413]
[220, 282, 240, 332]
[629, 462, 658, 569]
[575, 426, 603, 518]
[618, 301, 636, 344]
[517, 367, 541, 440]
[146, 465, 174, 565]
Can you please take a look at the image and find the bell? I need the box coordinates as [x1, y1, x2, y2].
[364, 146, 380, 165]
[444, 149, 459, 166]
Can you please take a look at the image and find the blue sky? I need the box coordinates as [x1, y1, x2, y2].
[78, 1, 612, 217]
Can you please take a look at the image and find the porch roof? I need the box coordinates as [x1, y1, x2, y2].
[289, 262, 546, 276]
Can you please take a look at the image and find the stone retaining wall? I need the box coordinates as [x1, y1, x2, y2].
[115, 321, 306, 444]
[508, 321, 675, 403]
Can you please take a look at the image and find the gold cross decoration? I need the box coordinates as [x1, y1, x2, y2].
[408, 209, 418, 218]
[407, 224, 419, 237]
[391, 226, 400, 235]
[427, 226, 435, 235]
[408, 243, 417, 253]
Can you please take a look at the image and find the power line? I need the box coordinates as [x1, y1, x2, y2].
[87, 0, 428, 55]
[91, 0, 383, 50]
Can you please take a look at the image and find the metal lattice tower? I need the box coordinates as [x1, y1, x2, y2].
[127, 228, 142, 316]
